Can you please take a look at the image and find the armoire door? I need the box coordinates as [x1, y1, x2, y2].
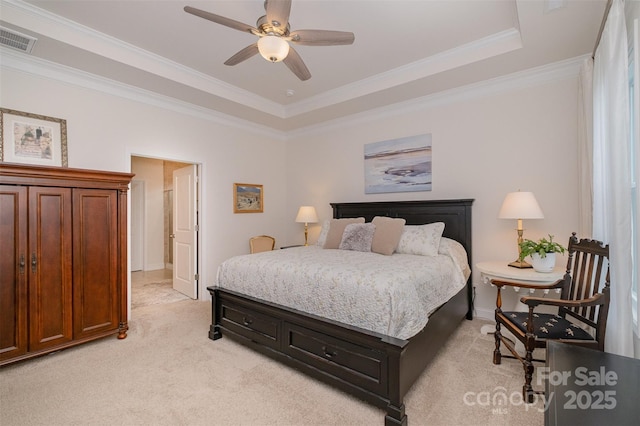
[0, 185, 28, 361]
[72, 188, 119, 339]
[28, 186, 73, 352]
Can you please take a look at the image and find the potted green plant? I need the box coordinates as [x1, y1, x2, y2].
[518, 234, 566, 272]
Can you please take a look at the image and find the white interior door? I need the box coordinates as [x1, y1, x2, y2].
[172, 165, 198, 299]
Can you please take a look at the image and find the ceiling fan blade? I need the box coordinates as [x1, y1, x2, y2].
[224, 43, 259, 66]
[265, 0, 292, 30]
[290, 30, 355, 46]
[184, 6, 257, 34]
[283, 46, 311, 81]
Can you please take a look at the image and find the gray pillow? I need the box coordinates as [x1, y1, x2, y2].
[339, 223, 376, 252]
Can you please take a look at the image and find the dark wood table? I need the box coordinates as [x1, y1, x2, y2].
[545, 341, 640, 426]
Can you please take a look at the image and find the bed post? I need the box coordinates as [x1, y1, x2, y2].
[463, 201, 474, 320]
[386, 348, 408, 425]
[208, 287, 222, 340]
[385, 404, 407, 426]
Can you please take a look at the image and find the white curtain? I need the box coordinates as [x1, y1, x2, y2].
[592, 0, 633, 357]
[578, 57, 593, 238]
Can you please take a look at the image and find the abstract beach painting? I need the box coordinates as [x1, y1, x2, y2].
[364, 134, 432, 194]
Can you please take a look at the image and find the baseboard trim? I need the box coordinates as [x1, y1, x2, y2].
[475, 307, 495, 321]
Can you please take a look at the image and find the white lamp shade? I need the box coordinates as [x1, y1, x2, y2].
[258, 35, 290, 62]
[498, 191, 544, 219]
[295, 206, 318, 224]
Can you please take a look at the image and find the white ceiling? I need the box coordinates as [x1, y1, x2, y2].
[0, 0, 607, 132]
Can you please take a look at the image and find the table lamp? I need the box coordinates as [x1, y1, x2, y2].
[295, 206, 318, 246]
[498, 191, 544, 268]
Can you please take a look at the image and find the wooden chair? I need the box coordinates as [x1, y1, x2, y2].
[249, 235, 276, 253]
[492, 232, 610, 403]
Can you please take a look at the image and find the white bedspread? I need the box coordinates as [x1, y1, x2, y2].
[215, 238, 470, 340]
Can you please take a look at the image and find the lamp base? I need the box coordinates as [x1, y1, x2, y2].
[508, 259, 532, 269]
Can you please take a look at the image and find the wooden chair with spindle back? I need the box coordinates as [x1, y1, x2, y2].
[492, 232, 610, 403]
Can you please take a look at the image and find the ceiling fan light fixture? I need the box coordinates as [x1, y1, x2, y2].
[257, 35, 289, 62]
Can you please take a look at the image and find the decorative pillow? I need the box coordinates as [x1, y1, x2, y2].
[339, 223, 376, 252]
[323, 217, 365, 249]
[315, 219, 330, 247]
[396, 222, 445, 256]
[371, 216, 406, 256]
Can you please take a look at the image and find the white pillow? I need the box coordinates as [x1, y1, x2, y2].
[315, 219, 330, 247]
[395, 222, 445, 256]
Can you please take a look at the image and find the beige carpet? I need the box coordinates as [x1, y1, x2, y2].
[131, 278, 190, 309]
[0, 299, 544, 426]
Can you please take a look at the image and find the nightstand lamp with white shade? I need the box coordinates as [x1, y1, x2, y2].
[498, 191, 544, 268]
[295, 206, 318, 246]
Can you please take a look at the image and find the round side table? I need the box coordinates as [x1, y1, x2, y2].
[477, 261, 564, 294]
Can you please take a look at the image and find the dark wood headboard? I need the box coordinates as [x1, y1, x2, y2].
[332, 199, 475, 320]
[331, 199, 474, 258]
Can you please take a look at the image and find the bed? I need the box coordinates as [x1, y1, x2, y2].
[207, 199, 474, 425]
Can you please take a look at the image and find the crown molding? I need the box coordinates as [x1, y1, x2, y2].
[284, 27, 523, 118]
[0, 47, 286, 140]
[288, 55, 589, 139]
[1, 46, 587, 141]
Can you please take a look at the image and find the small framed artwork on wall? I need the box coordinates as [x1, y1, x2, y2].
[233, 183, 263, 213]
[0, 108, 68, 167]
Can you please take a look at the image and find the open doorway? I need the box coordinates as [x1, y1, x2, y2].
[130, 156, 199, 309]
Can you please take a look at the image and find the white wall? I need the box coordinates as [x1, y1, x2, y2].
[0, 67, 289, 303]
[131, 157, 164, 271]
[286, 74, 580, 319]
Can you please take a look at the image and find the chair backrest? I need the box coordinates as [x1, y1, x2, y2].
[249, 235, 275, 254]
[560, 232, 610, 346]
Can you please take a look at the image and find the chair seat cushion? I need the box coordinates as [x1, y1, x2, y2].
[504, 312, 594, 341]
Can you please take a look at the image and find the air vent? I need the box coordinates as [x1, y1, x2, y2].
[0, 27, 37, 53]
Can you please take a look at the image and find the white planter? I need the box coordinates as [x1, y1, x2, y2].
[530, 252, 556, 273]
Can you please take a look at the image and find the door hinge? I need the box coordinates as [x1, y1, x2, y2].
[195, 224, 199, 232]
[194, 274, 199, 281]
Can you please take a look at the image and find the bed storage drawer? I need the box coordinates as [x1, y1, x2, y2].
[219, 301, 280, 349]
[283, 322, 388, 395]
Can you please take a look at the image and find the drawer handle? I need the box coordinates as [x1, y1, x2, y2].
[242, 317, 253, 327]
[322, 346, 337, 359]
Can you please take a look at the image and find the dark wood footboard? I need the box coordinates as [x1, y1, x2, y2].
[209, 199, 474, 425]
[208, 284, 469, 425]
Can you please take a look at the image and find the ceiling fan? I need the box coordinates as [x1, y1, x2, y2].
[184, 0, 355, 81]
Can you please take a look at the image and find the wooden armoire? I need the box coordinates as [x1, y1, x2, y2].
[0, 163, 133, 366]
